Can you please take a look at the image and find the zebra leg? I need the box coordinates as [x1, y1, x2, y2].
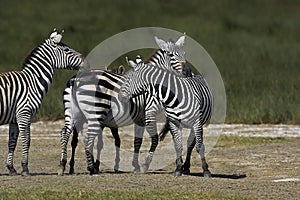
[84, 122, 103, 175]
[144, 121, 159, 173]
[69, 127, 79, 174]
[17, 120, 31, 176]
[110, 127, 121, 173]
[94, 129, 104, 174]
[169, 122, 183, 177]
[6, 123, 19, 175]
[58, 125, 72, 175]
[132, 125, 144, 173]
[183, 130, 196, 175]
[194, 125, 211, 178]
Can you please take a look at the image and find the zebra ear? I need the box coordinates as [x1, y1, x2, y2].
[175, 33, 186, 47]
[155, 36, 168, 50]
[126, 57, 137, 70]
[118, 65, 125, 75]
[135, 55, 143, 63]
[50, 28, 63, 44]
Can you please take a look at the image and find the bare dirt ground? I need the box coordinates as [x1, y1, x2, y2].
[0, 121, 300, 199]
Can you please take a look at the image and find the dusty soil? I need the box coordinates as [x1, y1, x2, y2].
[0, 121, 299, 199]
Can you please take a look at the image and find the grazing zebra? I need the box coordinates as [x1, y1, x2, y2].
[59, 35, 193, 175]
[0, 29, 84, 176]
[119, 59, 213, 177]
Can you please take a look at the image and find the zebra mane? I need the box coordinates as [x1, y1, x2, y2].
[144, 49, 159, 63]
[22, 42, 44, 69]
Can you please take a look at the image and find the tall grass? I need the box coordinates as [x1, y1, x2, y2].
[0, 0, 299, 123]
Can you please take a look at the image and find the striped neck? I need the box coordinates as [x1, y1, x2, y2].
[146, 49, 183, 75]
[22, 42, 56, 96]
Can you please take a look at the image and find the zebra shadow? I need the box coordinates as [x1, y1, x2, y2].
[188, 172, 247, 179]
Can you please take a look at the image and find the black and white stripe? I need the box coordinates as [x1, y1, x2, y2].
[119, 61, 213, 177]
[1, 29, 83, 176]
[59, 35, 190, 175]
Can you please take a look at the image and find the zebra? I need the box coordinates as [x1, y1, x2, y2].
[59, 66, 125, 175]
[59, 35, 194, 175]
[0, 29, 84, 176]
[119, 59, 213, 177]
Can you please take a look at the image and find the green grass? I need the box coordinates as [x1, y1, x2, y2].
[0, 190, 250, 200]
[0, 0, 299, 123]
[216, 135, 300, 148]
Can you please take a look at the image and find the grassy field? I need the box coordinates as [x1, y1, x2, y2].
[0, 190, 248, 200]
[0, 0, 299, 123]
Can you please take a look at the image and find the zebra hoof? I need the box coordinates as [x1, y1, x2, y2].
[182, 168, 190, 175]
[21, 170, 30, 176]
[143, 164, 150, 173]
[203, 171, 212, 178]
[87, 166, 97, 175]
[7, 165, 18, 176]
[94, 160, 100, 174]
[69, 167, 75, 175]
[174, 171, 182, 177]
[132, 163, 141, 173]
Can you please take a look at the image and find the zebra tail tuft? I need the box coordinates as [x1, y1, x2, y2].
[159, 122, 170, 141]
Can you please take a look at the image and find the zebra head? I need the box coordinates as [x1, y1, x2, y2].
[154, 34, 186, 72]
[118, 57, 148, 103]
[45, 29, 85, 70]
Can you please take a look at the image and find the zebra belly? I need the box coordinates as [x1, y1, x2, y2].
[104, 101, 134, 127]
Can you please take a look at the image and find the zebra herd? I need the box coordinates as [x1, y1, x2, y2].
[0, 29, 213, 177]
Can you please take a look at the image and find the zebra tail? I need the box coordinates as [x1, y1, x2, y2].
[159, 122, 170, 141]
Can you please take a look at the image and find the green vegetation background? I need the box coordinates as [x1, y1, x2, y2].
[0, 0, 299, 124]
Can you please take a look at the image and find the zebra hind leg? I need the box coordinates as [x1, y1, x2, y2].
[197, 143, 211, 178]
[69, 128, 79, 174]
[110, 127, 121, 173]
[183, 131, 196, 175]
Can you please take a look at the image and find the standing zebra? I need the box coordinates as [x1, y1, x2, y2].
[59, 35, 192, 175]
[0, 29, 84, 176]
[119, 59, 213, 177]
[59, 66, 125, 175]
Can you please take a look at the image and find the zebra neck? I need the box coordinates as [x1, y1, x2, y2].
[22, 55, 56, 97]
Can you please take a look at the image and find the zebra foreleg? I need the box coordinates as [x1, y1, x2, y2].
[143, 133, 158, 173]
[169, 122, 183, 177]
[18, 120, 31, 176]
[132, 125, 144, 173]
[110, 127, 121, 173]
[7, 123, 19, 175]
[183, 130, 196, 175]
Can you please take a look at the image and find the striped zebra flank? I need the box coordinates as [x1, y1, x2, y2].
[59, 34, 196, 175]
[0, 29, 84, 176]
[119, 59, 213, 177]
